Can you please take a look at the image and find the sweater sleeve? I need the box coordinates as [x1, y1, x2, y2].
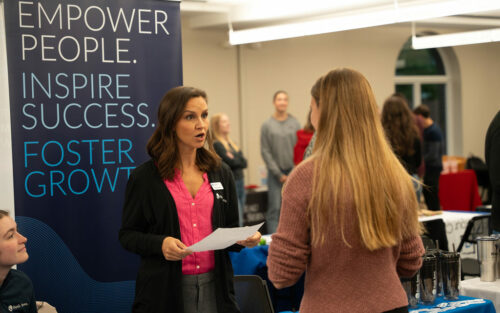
[118, 171, 165, 257]
[235, 150, 248, 169]
[267, 162, 312, 289]
[397, 235, 425, 278]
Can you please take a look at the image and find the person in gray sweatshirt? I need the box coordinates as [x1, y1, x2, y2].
[260, 90, 301, 233]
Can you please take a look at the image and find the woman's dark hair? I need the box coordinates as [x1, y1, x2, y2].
[381, 94, 420, 156]
[273, 90, 288, 101]
[303, 109, 315, 132]
[310, 76, 322, 105]
[413, 104, 431, 118]
[146, 86, 220, 180]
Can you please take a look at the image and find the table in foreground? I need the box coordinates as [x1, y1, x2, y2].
[278, 295, 496, 313]
[461, 278, 500, 312]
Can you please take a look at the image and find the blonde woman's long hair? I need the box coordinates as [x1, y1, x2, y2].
[210, 113, 240, 152]
[309, 68, 421, 250]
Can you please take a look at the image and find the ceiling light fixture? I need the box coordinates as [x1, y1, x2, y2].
[228, 0, 500, 45]
[411, 27, 500, 49]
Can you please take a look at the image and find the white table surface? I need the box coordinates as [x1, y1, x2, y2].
[460, 278, 500, 312]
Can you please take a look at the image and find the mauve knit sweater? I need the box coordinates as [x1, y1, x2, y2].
[267, 160, 425, 313]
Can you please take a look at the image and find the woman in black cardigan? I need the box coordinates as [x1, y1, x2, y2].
[119, 86, 261, 313]
[210, 113, 248, 226]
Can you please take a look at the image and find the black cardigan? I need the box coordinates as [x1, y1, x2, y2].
[119, 160, 242, 313]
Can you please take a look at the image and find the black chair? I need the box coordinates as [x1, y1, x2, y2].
[234, 275, 275, 313]
[456, 214, 491, 279]
[421, 234, 436, 250]
[422, 219, 449, 251]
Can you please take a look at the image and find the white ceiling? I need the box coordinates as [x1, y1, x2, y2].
[180, 0, 500, 33]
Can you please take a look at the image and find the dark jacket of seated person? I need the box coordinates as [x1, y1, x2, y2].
[0, 269, 37, 313]
[0, 210, 37, 313]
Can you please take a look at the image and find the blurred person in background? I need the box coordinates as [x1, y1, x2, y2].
[211, 113, 248, 226]
[302, 78, 322, 161]
[414, 104, 444, 211]
[268, 68, 424, 313]
[293, 109, 315, 165]
[382, 94, 423, 201]
[260, 90, 301, 234]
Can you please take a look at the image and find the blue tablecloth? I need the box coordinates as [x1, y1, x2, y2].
[278, 296, 496, 313]
[409, 295, 496, 313]
[229, 245, 304, 312]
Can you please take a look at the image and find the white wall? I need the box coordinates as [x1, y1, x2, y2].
[182, 23, 500, 185]
[455, 43, 500, 160]
[182, 23, 241, 144]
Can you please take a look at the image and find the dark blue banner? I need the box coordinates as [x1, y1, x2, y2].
[4, 0, 182, 311]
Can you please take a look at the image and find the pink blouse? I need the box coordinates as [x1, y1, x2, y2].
[164, 170, 215, 275]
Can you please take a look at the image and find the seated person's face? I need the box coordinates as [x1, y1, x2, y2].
[0, 216, 28, 267]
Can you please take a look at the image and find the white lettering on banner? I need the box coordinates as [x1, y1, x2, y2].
[18, 2, 169, 34]
[22, 34, 132, 63]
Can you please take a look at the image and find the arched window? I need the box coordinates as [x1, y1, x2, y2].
[394, 37, 448, 151]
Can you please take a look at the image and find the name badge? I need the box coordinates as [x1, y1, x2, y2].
[210, 182, 224, 190]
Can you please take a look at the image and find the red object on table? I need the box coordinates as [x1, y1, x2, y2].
[439, 169, 482, 211]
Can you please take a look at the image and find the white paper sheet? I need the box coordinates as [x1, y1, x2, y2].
[187, 222, 264, 252]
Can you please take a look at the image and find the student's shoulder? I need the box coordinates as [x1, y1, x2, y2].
[288, 158, 315, 185]
[8, 269, 33, 288]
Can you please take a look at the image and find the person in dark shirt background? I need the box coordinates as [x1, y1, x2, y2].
[485, 110, 500, 232]
[414, 104, 444, 211]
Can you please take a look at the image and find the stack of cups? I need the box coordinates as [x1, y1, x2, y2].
[426, 249, 443, 296]
[419, 254, 437, 304]
[440, 251, 460, 300]
[477, 236, 498, 282]
[401, 274, 418, 308]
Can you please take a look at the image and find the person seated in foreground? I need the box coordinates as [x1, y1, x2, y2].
[0, 209, 37, 313]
